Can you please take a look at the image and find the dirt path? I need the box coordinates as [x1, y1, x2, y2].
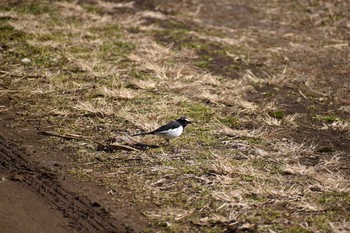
[0, 115, 144, 233]
[0, 177, 70, 233]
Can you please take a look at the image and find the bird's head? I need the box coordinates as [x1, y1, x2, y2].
[177, 117, 192, 127]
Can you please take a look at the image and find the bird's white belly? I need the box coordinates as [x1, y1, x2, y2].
[155, 127, 183, 139]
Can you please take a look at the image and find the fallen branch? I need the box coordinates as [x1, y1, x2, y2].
[38, 131, 140, 152]
[39, 131, 88, 140]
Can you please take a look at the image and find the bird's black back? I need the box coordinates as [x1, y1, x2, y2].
[152, 120, 182, 133]
[151, 117, 191, 133]
[133, 117, 191, 136]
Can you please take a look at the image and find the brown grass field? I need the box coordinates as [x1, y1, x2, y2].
[0, 0, 349, 232]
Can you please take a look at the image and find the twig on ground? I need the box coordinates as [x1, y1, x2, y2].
[39, 131, 140, 152]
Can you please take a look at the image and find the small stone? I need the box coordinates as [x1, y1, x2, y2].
[21, 58, 31, 64]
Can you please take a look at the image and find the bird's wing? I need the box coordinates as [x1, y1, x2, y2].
[152, 121, 181, 133]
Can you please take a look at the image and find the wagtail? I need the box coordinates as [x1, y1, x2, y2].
[133, 117, 192, 143]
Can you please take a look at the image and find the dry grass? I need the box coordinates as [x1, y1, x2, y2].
[1, 0, 349, 232]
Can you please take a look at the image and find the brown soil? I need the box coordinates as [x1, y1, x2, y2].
[0, 111, 147, 232]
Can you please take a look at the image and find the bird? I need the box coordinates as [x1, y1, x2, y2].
[132, 117, 192, 143]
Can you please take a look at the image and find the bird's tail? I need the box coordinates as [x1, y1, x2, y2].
[132, 131, 153, 137]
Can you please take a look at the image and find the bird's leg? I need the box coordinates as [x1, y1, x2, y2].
[167, 140, 179, 153]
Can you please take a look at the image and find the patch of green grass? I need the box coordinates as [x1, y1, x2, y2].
[1, 0, 55, 15]
[90, 25, 122, 37]
[307, 215, 332, 231]
[203, 29, 227, 38]
[128, 69, 153, 80]
[31, 46, 63, 66]
[68, 42, 94, 53]
[99, 41, 135, 58]
[245, 192, 268, 203]
[13, 43, 66, 68]
[0, 21, 27, 43]
[149, 24, 248, 77]
[247, 138, 264, 145]
[68, 168, 93, 181]
[219, 115, 239, 128]
[241, 175, 256, 182]
[36, 31, 77, 43]
[251, 159, 269, 170]
[193, 131, 218, 146]
[36, 33, 56, 42]
[179, 102, 214, 122]
[306, 104, 320, 111]
[156, 19, 192, 31]
[281, 225, 310, 233]
[258, 207, 284, 223]
[193, 43, 247, 73]
[319, 191, 350, 209]
[159, 28, 191, 43]
[0, 22, 67, 69]
[313, 114, 339, 123]
[269, 110, 284, 119]
[81, 3, 104, 14]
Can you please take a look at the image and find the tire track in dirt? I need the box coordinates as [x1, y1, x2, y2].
[0, 134, 135, 233]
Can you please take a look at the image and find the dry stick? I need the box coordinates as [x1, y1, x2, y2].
[0, 70, 46, 79]
[39, 131, 85, 140]
[39, 131, 140, 152]
[298, 90, 308, 99]
[0, 89, 23, 93]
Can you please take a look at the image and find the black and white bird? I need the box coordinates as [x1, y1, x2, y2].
[133, 117, 192, 143]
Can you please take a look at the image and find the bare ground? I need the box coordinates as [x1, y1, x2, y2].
[0, 111, 146, 232]
[0, 0, 349, 232]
